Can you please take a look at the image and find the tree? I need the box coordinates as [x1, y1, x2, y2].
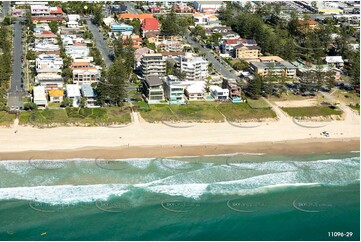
[233, 60, 249, 71]
[60, 97, 73, 107]
[123, 36, 135, 78]
[247, 75, 263, 99]
[348, 49, 360, 87]
[191, 25, 206, 39]
[166, 60, 175, 75]
[160, 8, 179, 36]
[49, 21, 59, 34]
[174, 68, 187, 81]
[97, 57, 127, 106]
[93, 4, 104, 26]
[209, 33, 223, 46]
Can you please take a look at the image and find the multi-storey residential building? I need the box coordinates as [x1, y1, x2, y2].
[65, 45, 90, 59]
[184, 81, 206, 101]
[235, 44, 260, 59]
[142, 76, 165, 104]
[72, 67, 101, 85]
[193, 1, 224, 13]
[210, 85, 229, 100]
[81, 84, 97, 107]
[31, 5, 63, 16]
[178, 53, 207, 81]
[36, 54, 63, 71]
[33, 86, 48, 107]
[35, 73, 64, 89]
[163, 75, 187, 104]
[141, 53, 166, 77]
[220, 38, 258, 57]
[66, 84, 81, 107]
[31, 5, 50, 16]
[222, 79, 241, 99]
[249, 56, 297, 78]
[111, 23, 134, 35]
[193, 13, 220, 26]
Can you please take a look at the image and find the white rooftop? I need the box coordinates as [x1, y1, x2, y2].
[66, 84, 81, 98]
[325, 56, 344, 63]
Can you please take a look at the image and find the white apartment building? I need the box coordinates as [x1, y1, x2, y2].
[141, 53, 166, 77]
[163, 75, 187, 104]
[65, 46, 90, 59]
[178, 53, 208, 81]
[36, 54, 63, 71]
[31, 5, 50, 16]
[33, 86, 48, 107]
[72, 68, 101, 85]
[210, 85, 229, 100]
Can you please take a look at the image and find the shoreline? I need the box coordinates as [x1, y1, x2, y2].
[0, 138, 359, 160]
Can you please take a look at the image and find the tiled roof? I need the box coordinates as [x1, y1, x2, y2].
[50, 7, 63, 14]
[49, 89, 64, 97]
[141, 17, 160, 31]
[118, 13, 153, 20]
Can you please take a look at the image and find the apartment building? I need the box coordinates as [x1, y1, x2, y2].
[235, 44, 260, 59]
[222, 79, 241, 99]
[184, 81, 206, 101]
[249, 56, 297, 78]
[81, 84, 97, 107]
[178, 53, 208, 81]
[33, 86, 48, 107]
[142, 76, 165, 104]
[72, 67, 101, 85]
[163, 75, 187, 104]
[210, 85, 229, 100]
[141, 53, 166, 77]
[36, 54, 63, 71]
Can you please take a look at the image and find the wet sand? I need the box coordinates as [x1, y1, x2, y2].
[0, 138, 359, 160]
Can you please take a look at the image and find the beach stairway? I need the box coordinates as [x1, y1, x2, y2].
[131, 112, 141, 125]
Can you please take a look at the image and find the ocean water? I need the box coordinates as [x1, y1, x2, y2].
[0, 153, 359, 241]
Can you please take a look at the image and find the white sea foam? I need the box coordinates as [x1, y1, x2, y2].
[146, 183, 208, 199]
[0, 184, 129, 204]
[0, 156, 358, 204]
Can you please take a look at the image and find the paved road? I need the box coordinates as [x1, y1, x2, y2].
[185, 33, 239, 80]
[8, 20, 24, 109]
[124, 2, 140, 14]
[85, 18, 113, 68]
[85, 17, 136, 97]
[0, 1, 10, 22]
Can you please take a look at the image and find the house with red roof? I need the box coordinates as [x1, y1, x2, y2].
[50, 7, 63, 16]
[141, 18, 160, 38]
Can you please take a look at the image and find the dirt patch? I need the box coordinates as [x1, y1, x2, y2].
[275, 99, 318, 108]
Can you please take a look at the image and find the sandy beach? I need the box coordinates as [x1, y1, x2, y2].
[0, 106, 359, 160]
